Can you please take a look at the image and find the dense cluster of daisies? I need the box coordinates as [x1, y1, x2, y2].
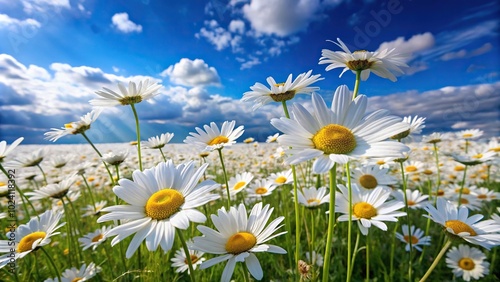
[0, 38, 499, 282]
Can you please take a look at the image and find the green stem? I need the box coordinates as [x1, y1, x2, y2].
[366, 232, 370, 282]
[0, 164, 36, 218]
[130, 104, 143, 171]
[115, 165, 120, 181]
[349, 231, 361, 279]
[399, 162, 413, 281]
[36, 164, 47, 185]
[418, 240, 451, 282]
[389, 222, 399, 280]
[352, 70, 362, 100]
[432, 143, 441, 194]
[457, 165, 468, 207]
[281, 101, 291, 119]
[322, 164, 337, 282]
[177, 230, 196, 282]
[159, 147, 167, 162]
[81, 175, 97, 212]
[217, 149, 231, 209]
[346, 162, 353, 282]
[81, 132, 115, 185]
[310, 209, 315, 266]
[40, 247, 62, 282]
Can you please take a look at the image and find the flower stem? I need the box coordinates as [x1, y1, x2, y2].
[81, 175, 97, 212]
[457, 165, 468, 207]
[159, 147, 167, 162]
[0, 164, 36, 218]
[399, 162, 413, 281]
[281, 101, 291, 119]
[352, 70, 362, 100]
[418, 240, 451, 282]
[41, 247, 62, 282]
[177, 230, 196, 282]
[217, 148, 231, 209]
[322, 164, 337, 282]
[36, 164, 47, 185]
[365, 232, 370, 282]
[432, 143, 441, 195]
[81, 132, 115, 185]
[346, 162, 354, 282]
[130, 104, 143, 171]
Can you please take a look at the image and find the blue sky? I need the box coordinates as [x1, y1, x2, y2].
[0, 0, 498, 144]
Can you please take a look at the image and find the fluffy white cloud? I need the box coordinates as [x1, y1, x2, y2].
[229, 20, 245, 34]
[0, 14, 41, 30]
[196, 20, 243, 52]
[111, 12, 142, 33]
[377, 32, 435, 56]
[440, 43, 493, 61]
[238, 56, 261, 70]
[242, 0, 321, 37]
[21, 0, 70, 14]
[161, 58, 220, 87]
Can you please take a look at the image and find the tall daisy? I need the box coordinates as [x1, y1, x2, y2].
[335, 184, 406, 235]
[246, 179, 277, 198]
[267, 169, 293, 186]
[395, 224, 431, 252]
[45, 262, 101, 282]
[295, 186, 330, 209]
[184, 120, 244, 152]
[171, 245, 205, 274]
[424, 198, 500, 249]
[44, 109, 102, 142]
[391, 115, 426, 142]
[227, 172, 254, 196]
[90, 79, 162, 107]
[242, 70, 323, 110]
[142, 132, 174, 149]
[25, 173, 78, 201]
[0, 210, 65, 269]
[271, 86, 410, 173]
[79, 226, 112, 251]
[392, 189, 428, 210]
[0, 137, 24, 163]
[97, 160, 220, 258]
[192, 203, 286, 282]
[445, 244, 489, 281]
[350, 164, 397, 191]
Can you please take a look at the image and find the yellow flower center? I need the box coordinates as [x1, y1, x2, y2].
[444, 220, 477, 236]
[119, 95, 143, 105]
[477, 194, 487, 199]
[489, 147, 500, 152]
[64, 123, 74, 129]
[359, 174, 378, 189]
[403, 235, 419, 244]
[454, 166, 465, 172]
[208, 136, 229, 146]
[407, 200, 416, 206]
[462, 133, 473, 138]
[423, 169, 433, 175]
[255, 187, 268, 195]
[145, 189, 185, 220]
[353, 202, 377, 219]
[185, 254, 200, 264]
[376, 160, 386, 165]
[270, 83, 296, 102]
[405, 165, 418, 172]
[17, 232, 46, 253]
[454, 187, 470, 194]
[312, 124, 357, 155]
[460, 198, 469, 204]
[92, 234, 104, 243]
[472, 153, 483, 159]
[307, 199, 321, 205]
[225, 232, 257, 254]
[275, 176, 287, 184]
[233, 181, 246, 191]
[458, 258, 475, 271]
[71, 278, 83, 282]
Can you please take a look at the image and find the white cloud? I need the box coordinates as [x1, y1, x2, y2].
[229, 20, 245, 34]
[196, 21, 233, 51]
[242, 0, 321, 37]
[377, 32, 435, 57]
[161, 58, 220, 87]
[111, 12, 142, 33]
[0, 14, 41, 30]
[470, 43, 493, 56]
[239, 56, 261, 70]
[440, 43, 493, 61]
[21, 0, 70, 14]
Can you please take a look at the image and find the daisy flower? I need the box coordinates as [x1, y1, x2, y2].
[271, 86, 410, 173]
[392, 189, 428, 209]
[243, 137, 255, 144]
[424, 198, 500, 249]
[403, 160, 425, 174]
[336, 184, 406, 235]
[81, 200, 108, 217]
[395, 224, 431, 252]
[97, 160, 220, 258]
[445, 244, 489, 281]
[457, 129, 483, 140]
[391, 115, 426, 141]
[0, 137, 23, 162]
[267, 169, 293, 186]
[450, 149, 496, 166]
[242, 70, 323, 110]
[474, 187, 500, 202]
[423, 132, 449, 144]
[101, 150, 129, 166]
[170, 246, 205, 274]
[44, 109, 102, 142]
[49, 155, 73, 169]
[90, 79, 162, 107]
[319, 38, 408, 82]
[246, 179, 277, 198]
[227, 172, 254, 196]
[79, 226, 112, 251]
[7, 148, 44, 168]
[0, 210, 65, 269]
[184, 120, 244, 152]
[350, 164, 397, 191]
[45, 262, 101, 282]
[192, 202, 286, 282]
[266, 133, 280, 143]
[295, 186, 330, 209]
[25, 173, 78, 200]
[142, 132, 174, 149]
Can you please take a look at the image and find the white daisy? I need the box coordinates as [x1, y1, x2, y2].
[101, 151, 128, 166]
[445, 244, 489, 281]
[350, 164, 397, 191]
[395, 224, 431, 252]
[192, 202, 286, 282]
[142, 132, 174, 149]
[44, 109, 102, 142]
[266, 133, 280, 143]
[424, 198, 500, 249]
[90, 79, 162, 107]
[457, 129, 483, 140]
[49, 155, 73, 169]
[242, 70, 323, 110]
[267, 169, 293, 186]
[25, 173, 78, 200]
[0, 137, 23, 163]
[170, 246, 205, 274]
[246, 179, 277, 198]
[270, 86, 410, 173]
[78, 226, 112, 251]
[227, 172, 254, 196]
[450, 150, 496, 166]
[184, 120, 244, 152]
[295, 186, 330, 209]
[243, 137, 255, 144]
[474, 187, 500, 202]
[0, 210, 65, 269]
[97, 160, 220, 258]
[422, 132, 449, 144]
[319, 38, 408, 82]
[7, 148, 44, 168]
[336, 184, 406, 235]
[45, 262, 101, 282]
[81, 200, 108, 217]
[391, 115, 426, 141]
[391, 189, 428, 209]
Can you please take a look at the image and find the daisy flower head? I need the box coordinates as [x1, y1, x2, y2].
[78, 226, 112, 251]
[184, 120, 244, 152]
[450, 149, 496, 166]
[97, 160, 220, 258]
[350, 164, 397, 191]
[246, 179, 277, 198]
[171, 245, 205, 274]
[391, 115, 426, 141]
[81, 200, 108, 217]
[395, 224, 431, 252]
[101, 150, 128, 166]
[192, 202, 286, 282]
[90, 78, 162, 107]
[45, 262, 101, 282]
[457, 129, 483, 140]
[392, 189, 428, 209]
[271, 86, 410, 173]
[242, 70, 323, 110]
[0, 210, 65, 269]
[424, 198, 500, 249]
[445, 244, 489, 281]
[142, 132, 174, 149]
[423, 132, 449, 144]
[336, 184, 406, 235]
[25, 173, 78, 201]
[227, 172, 254, 196]
[8, 148, 44, 168]
[266, 133, 280, 143]
[44, 109, 102, 142]
[0, 137, 23, 162]
[319, 38, 408, 82]
[268, 169, 293, 186]
[295, 186, 330, 209]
